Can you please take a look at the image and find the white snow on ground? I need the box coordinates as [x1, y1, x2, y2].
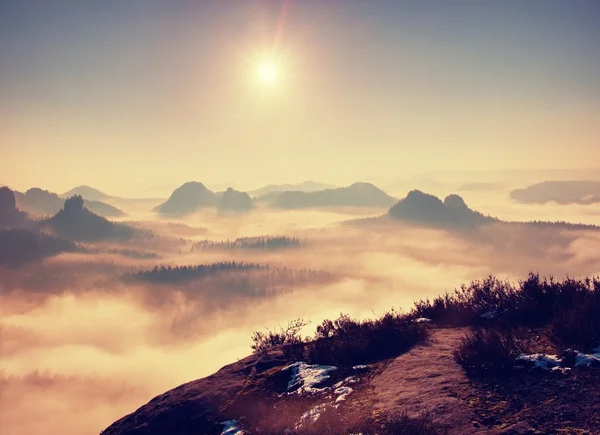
[516, 353, 564, 370]
[575, 345, 600, 367]
[575, 353, 600, 367]
[334, 386, 353, 402]
[413, 317, 432, 323]
[352, 364, 369, 370]
[517, 345, 600, 370]
[283, 362, 337, 394]
[220, 420, 244, 435]
[333, 376, 358, 388]
[297, 404, 330, 427]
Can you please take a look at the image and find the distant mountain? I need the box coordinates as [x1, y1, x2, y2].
[268, 182, 396, 209]
[0, 186, 29, 229]
[84, 200, 124, 217]
[385, 190, 600, 231]
[154, 182, 218, 216]
[14, 188, 61, 216]
[250, 181, 337, 197]
[15, 187, 124, 217]
[511, 181, 600, 205]
[0, 228, 78, 267]
[41, 196, 135, 242]
[62, 185, 111, 201]
[218, 187, 253, 212]
[388, 190, 495, 229]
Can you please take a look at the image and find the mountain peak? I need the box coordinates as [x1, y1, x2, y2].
[389, 190, 492, 229]
[443, 194, 468, 210]
[62, 185, 111, 201]
[155, 182, 217, 216]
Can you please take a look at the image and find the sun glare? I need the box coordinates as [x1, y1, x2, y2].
[257, 60, 278, 85]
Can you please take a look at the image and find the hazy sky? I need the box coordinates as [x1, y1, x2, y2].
[1, 0, 599, 195]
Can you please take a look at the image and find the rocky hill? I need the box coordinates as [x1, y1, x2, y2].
[219, 188, 253, 212]
[154, 182, 218, 216]
[101, 275, 600, 435]
[15, 187, 124, 217]
[41, 196, 136, 242]
[388, 190, 495, 229]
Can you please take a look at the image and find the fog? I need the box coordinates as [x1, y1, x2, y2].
[2, 196, 600, 435]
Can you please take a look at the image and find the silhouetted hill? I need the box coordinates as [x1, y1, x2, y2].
[154, 182, 218, 216]
[15, 187, 124, 217]
[250, 181, 337, 197]
[0, 228, 78, 266]
[41, 196, 136, 242]
[62, 185, 111, 201]
[0, 186, 30, 228]
[388, 190, 496, 229]
[218, 188, 253, 212]
[385, 190, 600, 231]
[84, 200, 125, 217]
[269, 182, 396, 209]
[511, 180, 600, 205]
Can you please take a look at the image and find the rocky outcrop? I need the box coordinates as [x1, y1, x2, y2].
[154, 182, 218, 216]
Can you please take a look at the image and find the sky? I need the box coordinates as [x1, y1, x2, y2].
[1, 0, 599, 196]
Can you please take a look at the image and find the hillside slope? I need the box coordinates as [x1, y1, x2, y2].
[101, 329, 494, 435]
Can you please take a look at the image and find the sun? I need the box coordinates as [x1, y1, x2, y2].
[257, 60, 279, 85]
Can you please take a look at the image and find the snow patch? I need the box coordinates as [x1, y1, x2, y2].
[283, 362, 337, 394]
[333, 376, 358, 389]
[297, 404, 330, 427]
[220, 420, 244, 435]
[574, 345, 600, 367]
[352, 364, 369, 370]
[334, 386, 353, 402]
[575, 353, 600, 367]
[413, 317, 432, 323]
[516, 353, 564, 371]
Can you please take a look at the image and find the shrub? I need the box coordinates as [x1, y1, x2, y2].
[379, 411, 442, 435]
[250, 310, 429, 367]
[453, 327, 525, 376]
[413, 273, 600, 335]
[307, 310, 429, 366]
[251, 318, 309, 354]
[413, 275, 517, 327]
[551, 291, 600, 352]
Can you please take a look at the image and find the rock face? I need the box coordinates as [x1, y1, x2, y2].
[154, 182, 218, 216]
[0, 186, 17, 213]
[42, 196, 135, 241]
[101, 351, 289, 435]
[271, 182, 397, 209]
[219, 188, 253, 212]
[100, 330, 484, 435]
[388, 190, 494, 229]
[0, 186, 28, 228]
